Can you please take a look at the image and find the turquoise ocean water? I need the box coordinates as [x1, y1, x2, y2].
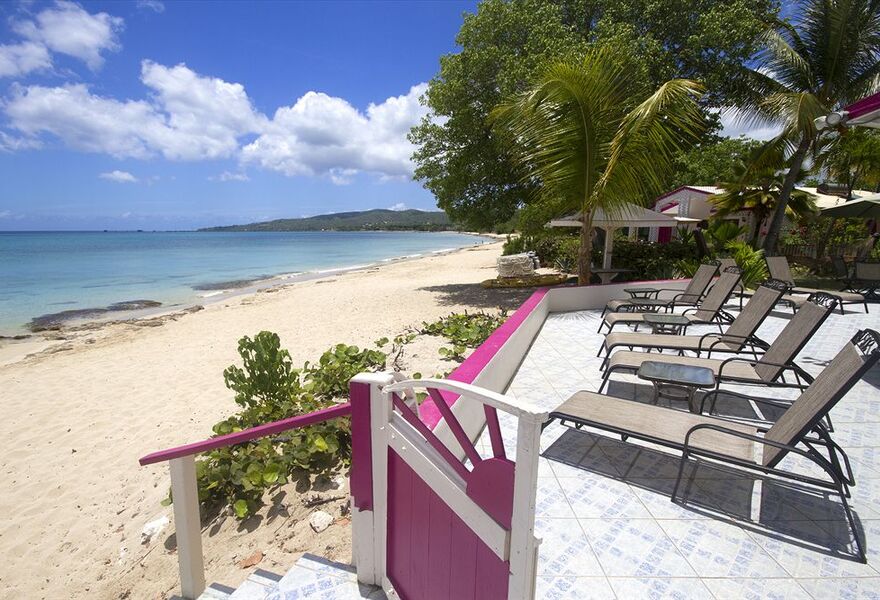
[0, 231, 491, 334]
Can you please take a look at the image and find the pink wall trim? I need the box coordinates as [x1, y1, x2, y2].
[418, 287, 550, 430]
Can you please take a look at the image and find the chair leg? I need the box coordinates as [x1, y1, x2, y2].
[671, 451, 691, 503]
[837, 480, 867, 563]
[598, 371, 610, 393]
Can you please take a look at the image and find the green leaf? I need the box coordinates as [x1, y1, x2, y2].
[233, 499, 249, 519]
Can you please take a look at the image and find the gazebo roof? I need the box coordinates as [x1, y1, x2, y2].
[548, 202, 694, 229]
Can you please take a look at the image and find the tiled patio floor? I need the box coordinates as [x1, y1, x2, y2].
[485, 302, 880, 599]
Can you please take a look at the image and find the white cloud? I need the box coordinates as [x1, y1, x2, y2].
[3, 60, 429, 181]
[5, 61, 264, 160]
[136, 0, 165, 13]
[212, 170, 250, 182]
[718, 108, 782, 141]
[241, 83, 429, 180]
[0, 130, 42, 152]
[14, 1, 123, 71]
[140, 61, 266, 159]
[99, 169, 138, 183]
[388, 202, 407, 211]
[0, 41, 52, 78]
[0, 210, 11, 218]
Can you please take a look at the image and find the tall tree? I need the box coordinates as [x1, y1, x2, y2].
[491, 49, 705, 284]
[410, 0, 777, 230]
[710, 144, 818, 247]
[821, 129, 880, 196]
[735, 0, 880, 253]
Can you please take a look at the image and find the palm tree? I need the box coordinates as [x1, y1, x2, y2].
[490, 48, 705, 284]
[735, 0, 880, 253]
[710, 144, 819, 247]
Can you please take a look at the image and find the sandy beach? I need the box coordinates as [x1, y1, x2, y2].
[0, 240, 533, 599]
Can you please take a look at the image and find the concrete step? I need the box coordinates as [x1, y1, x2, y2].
[198, 554, 384, 600]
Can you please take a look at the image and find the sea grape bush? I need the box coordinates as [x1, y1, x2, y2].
[174, 312, 506, 519]
[184, 332, 387, 519]
[421, 310, 507, 361]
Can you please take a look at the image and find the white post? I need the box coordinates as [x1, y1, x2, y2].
[507, 414, 544, 600]
[602, 226, 615, 270]
[169, 455, 205, 599]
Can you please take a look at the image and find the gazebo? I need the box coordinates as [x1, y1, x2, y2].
[548, 202, 697, 283]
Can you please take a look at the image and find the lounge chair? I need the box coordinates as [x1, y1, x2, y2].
[766, 255, 867, 313]
[598, 292, 839, 393]
[597, 279, 789, 368]
[547, 328, 880, 562]
[602, 262, 718, 316]
[852, 261, 880, 302]
[598, 266, 742, 334]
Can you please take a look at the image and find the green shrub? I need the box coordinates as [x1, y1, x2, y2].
[726, 241, 769, 289]
[609, 240, 696, 280]
[183, 332, 387, 519]
[421, 310, 507, 362]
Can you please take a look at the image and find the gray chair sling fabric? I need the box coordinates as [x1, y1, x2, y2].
[766, 255, 867, 313]
[600, 292, 839, 392]
[548, 329, 880, 562]
[603, 262, 718, 315]
[599, 266, 742, 334]
[598, 280, 787, 364]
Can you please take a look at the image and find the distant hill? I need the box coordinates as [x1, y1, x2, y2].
[199, 209, 455, 232]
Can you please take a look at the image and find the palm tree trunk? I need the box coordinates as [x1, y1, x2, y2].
[762, 136, 812, 254]
[578, 210, 593, 285]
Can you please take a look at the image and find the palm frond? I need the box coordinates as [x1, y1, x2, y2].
[597, 79, 705, 216]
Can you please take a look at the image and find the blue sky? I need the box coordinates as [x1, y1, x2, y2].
[0, 1, 477, 230]
[0, 1, 774, 232]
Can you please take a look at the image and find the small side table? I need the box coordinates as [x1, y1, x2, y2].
[624, 287, 660, 299]
[643, 313, 690, 335]
[637, 360, 716, 414]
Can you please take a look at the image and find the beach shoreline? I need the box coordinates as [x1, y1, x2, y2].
[0, 239, 534, 599]
[0, 230, 500, 340]
[0, 234, 502, 366]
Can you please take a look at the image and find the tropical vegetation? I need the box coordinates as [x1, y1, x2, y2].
[410, 0, 778, 231]
[490, 48, 706, 284]
[709, 144, 818, 247]
[732, 0, 880, 252]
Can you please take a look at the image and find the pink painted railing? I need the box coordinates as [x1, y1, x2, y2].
[139, 402, 352, 466]
[138, 402, 353, 599]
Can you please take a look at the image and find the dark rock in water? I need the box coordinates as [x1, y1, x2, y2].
[107, 300, 162, 311]
[192, 276, 271, 291]
[0, 334, 31, 340]
[28, 299, 163, 332]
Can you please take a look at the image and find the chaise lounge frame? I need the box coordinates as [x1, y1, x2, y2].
[547, 329, 880, 563]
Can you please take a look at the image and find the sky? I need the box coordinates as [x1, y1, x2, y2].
[0, 0, 478, 230]
[0, 1, 773, 231]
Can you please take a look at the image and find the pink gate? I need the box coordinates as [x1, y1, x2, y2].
[349, 375, 546, 600]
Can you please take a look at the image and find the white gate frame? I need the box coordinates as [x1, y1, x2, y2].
[351, 373, 547, 600]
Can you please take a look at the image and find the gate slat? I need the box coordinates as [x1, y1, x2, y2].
[387, 450, 412, 598]
[426, 490, 453, 600]
[409, 469, 431, 598]
[449, 516, 478, 599]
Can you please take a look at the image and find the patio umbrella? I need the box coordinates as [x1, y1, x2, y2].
[820, 195, 880, 218]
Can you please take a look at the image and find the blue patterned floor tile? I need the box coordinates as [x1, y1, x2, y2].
[606, 576, 714, 599]
[535, 518, 604, 577]
[797, 577, 880, 599]
[536, 576, 616, 599]
[701, 577, 812, 600]
[579, 518, 697, 577]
